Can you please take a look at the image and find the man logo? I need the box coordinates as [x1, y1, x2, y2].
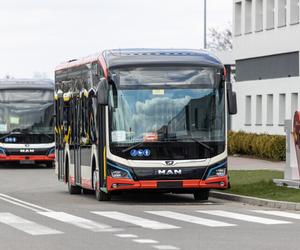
[20, 149, 34, 153]
[165, 160, 174, 166]
[157, 169, 182, 175]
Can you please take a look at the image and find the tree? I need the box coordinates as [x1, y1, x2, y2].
[207, 27, 233, 51]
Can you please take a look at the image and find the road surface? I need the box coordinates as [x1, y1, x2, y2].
[0, 164, 298, 250]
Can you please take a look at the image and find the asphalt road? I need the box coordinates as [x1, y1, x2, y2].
[0, 164, 299, 250]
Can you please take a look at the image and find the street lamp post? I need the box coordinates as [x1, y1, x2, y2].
[204, 0, 207, 49]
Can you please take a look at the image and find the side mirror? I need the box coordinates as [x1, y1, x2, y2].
[97, 78, 109, 105]
[227, 82, 237, 115]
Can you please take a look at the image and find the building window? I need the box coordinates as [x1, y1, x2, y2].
[291, 93, 298, 117]
[256, 95, 262, 125]
[266, 0, 275, 29]
[255, 0, 263, 31]
[235, 1, 242, 35]
[267, 94, 273, 125]
[245, 95, 252, 125]
[236, 52, 299, 81]
[290, 0, 299, 24]
[279, 94, 286, 125]
[245, 0, 253, 33]
[278, 0, 287, 27]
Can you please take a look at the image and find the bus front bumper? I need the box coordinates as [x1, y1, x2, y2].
[106, 175, 229, 192]
[0, 154, 55, 161]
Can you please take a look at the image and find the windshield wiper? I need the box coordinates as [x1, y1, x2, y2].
[173, 137, 214, 152]
[33, 132, 53, 140]
[0, 128, 27, 140]
[121, 141, 145, 153]
[189, 138, 214, 152]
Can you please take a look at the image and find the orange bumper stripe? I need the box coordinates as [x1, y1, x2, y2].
[107, 175, 228, 191]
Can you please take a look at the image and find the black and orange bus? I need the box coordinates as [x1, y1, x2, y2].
[0, 79, 55, 167]
[54, 49, 237, 201]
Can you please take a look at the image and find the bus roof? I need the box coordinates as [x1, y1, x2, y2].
[55, 49, 223, 72]
[103, 49, 223, 68]
[0, 79, 54, 90]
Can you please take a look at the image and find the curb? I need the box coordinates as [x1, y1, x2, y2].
[210, 191, 300, 210]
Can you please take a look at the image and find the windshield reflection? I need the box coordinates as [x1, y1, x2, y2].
[0, 90, 54, 135]
[109, 66, 225, 145]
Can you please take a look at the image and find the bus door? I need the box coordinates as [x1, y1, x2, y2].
[57, 96, 65, 181]
[80, 94, 92, 170]
[74, 96, 81, 185]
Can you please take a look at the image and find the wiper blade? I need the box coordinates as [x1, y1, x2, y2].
[36, 132, 53, 140]
[121, 141, 144, 153]
[0, 128, 24, 140]
[189, 138, 214, 152]
[175, 138, 214, 152]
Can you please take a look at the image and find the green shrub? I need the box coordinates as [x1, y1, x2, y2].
[228, 131, 286, 161]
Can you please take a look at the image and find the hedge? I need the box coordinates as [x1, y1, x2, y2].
[228, 131, 286, 161]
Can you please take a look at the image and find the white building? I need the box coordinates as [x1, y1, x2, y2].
[232, 0, 300, 135]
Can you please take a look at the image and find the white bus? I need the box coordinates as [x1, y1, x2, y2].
[0, 79, 55, 167]
[54, 49, 237, 201]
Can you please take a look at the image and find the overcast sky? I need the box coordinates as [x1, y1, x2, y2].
[0, 0, 232, 79]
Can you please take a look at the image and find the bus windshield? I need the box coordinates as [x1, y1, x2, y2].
[0, 89, 54, 135]
[109, 66, 225, 160]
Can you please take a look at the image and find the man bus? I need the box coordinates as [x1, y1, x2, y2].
[0, 79, 55, 167]
[54, 49, 237, 201]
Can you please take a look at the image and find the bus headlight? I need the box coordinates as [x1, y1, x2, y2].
[213, 168, 226, 177]
[48, 147, 55, 155]
[207, 163, 227, 178]
[108, 163, 133, 179]
[0, 147, 6, 155]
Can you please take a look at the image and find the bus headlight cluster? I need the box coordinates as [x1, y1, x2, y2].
[214, 168, 226, 177]
[208, 167, 226, 178]
[111, 170, 128, 178]
[0, 147, 6, 155]
[108, 163, 133, 179]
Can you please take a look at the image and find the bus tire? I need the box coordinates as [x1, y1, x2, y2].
[68, 180, 81, 194]
[46, 162, 54, 168]
[95, 189, 111, 201]
[82, 188, 94, 195]
[93, 170, 111, 201]
[193, 189, 209, 201]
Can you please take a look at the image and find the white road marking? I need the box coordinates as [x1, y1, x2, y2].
[115, 234, 138, 238]
[146, 211, 235, 227]
[38, 212, 120, 232]
[0, 193, 52, 212]
[198, 210, 291, 225]
[152, 245, 180, 250]
[133, 239, 159, 244]
[92, 211, 179, 230]
[253, 210, 300, 220]
[0, 212, 62, 235]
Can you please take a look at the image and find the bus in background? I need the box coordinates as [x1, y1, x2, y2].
[0, 79, 55, 167]
[54, 49, 237, 201]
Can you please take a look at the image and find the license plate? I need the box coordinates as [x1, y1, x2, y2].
[157, 181, 183, 189]
[20, 160, 35, 164]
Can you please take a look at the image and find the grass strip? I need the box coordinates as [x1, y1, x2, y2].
[222, 170, 300, 203]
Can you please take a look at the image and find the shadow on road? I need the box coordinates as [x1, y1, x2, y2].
[79, 191, 223, 205]
[0, 163, 52, 169]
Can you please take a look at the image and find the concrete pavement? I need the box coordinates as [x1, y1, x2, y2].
[228, 156, 284, 171]
[1, 163, 299, 250]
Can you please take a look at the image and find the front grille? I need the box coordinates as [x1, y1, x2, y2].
[133, 166, 207, 180]
[5, 148, 49, 156]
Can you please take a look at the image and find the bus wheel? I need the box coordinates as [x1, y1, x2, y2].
[68, 177, 81, 195]
[46, 162, 54, 168]
[193, 189, 209, 201]
[93, 170, 111, 201]
[95, 189, 111, 201]
[82, 188, 94, 195]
